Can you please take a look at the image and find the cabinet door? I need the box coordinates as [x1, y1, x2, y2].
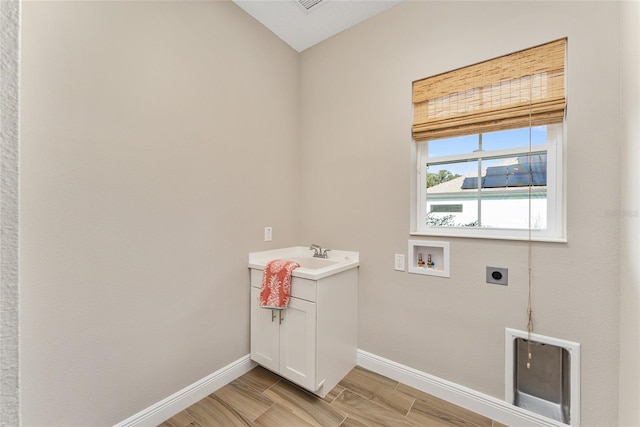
[279, 297, 317, 391]
[250, 287, 279, 372]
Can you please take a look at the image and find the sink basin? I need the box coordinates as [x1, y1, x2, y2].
[287, 257, 340, 269]
[249, 246, 359, 280]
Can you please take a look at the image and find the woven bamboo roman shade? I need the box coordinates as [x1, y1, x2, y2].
[412, 39, 567, 142]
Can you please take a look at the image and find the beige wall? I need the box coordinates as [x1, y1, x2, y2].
[20, 1, 299, 425]
[299, 2, 622, 425]
[18, 1, 635, 426]
[619, 1, 640, 425]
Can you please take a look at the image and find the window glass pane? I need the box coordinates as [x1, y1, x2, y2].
[479, 189, 547, 229]
[425, 153, 548, 230]
[428, 134, 478, 158]
[426, 200, 479, 228]
[482, 126, 547, 151]
[426, 160, 477, 189]
[417, 123, 562, 239]
[426, 161, 479, 227]
[479, 154, 547, 229]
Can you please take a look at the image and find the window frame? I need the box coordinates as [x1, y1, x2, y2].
[412, 124, 566, 242]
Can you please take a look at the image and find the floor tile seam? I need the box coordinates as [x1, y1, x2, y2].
[393, 386, 485, 427]
[328, 387, 349, 426]
[257, 401, 299, 422]
[235, 374, 279, 396]
[262, 383, 346, 427]
[428, 401, 487, 427]
[352, 383, 417, 417]
[272, 399, 342, 427]
[342, 384, 417, 419]
[250, 377, 282, 423]
[323, 394, 336, 404]
[340, 384, 374, 403]
[339, 381, 393, 402]
[166, 418, 198, 427]
[393, 381, 416, 418]
[404, 396, 417, 418]
[183, 406, 200, 424]
[249, 400, 275, 422]
[170, 413, 199, 427]
[351, 369, 401, 393]
[229, 379, 280, 414]
[209, 388, 269, 425]
[405, 398, 485, 427]
[260, 377, 283, 396]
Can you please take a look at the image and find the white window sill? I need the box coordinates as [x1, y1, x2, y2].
[410, 230, 567, 243]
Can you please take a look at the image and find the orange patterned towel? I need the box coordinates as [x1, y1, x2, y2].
[259, 260, 300, 309]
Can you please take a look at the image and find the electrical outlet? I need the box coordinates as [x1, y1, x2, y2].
[394, 254, 405, 271]
[264, 227, 272, 242]
[486, 266, 508, 285]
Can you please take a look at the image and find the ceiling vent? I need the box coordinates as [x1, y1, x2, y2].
[296, 0, 326, 13]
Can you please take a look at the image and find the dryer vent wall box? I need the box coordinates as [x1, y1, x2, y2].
[486, 266, 508, 285]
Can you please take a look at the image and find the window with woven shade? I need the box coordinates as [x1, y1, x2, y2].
[412, 39, 566, 142]
[412, 39, 567, 241]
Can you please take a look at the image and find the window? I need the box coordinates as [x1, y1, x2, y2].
[411, 39, 566, 241]
[416, 125, 564, 240]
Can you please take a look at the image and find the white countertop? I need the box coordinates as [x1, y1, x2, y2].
[248, 246, 359, 280]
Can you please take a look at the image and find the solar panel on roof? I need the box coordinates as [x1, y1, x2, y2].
[486, 166, 508, 176]
[532, 173, 547, 186]
[531, 161, 547, 174]
[508, 164, 530, 174]
[461, 177, 481, 189]
[483, 175, 508, 188]
[507, 174, 532, 187]
[454, 153, 548, 190]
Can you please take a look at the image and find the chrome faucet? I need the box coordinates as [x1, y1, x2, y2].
[310, 244, 322, 257]
[310, 244, 330, 258]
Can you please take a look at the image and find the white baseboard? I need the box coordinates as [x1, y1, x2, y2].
[114, 350, 569, 427]
[113, 355, 256, 427]
[357, 349, 567, 427]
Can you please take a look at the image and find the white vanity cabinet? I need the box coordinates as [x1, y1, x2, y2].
[249, 265, 357, 398]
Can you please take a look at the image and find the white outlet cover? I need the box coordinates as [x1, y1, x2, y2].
[394, 254, 405, 271]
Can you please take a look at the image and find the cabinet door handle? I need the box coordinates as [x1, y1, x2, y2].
[271, 310, 276, 322]
[279, 311, 284, 324]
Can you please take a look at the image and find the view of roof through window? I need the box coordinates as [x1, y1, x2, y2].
[460, 154, 547, 190]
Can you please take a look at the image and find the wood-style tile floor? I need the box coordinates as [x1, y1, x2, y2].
[159, 365, 509, 427]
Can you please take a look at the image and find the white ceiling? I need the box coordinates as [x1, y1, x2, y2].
[232, 0, 403, 52]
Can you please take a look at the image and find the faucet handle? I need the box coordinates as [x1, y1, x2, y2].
[322, 249, 331, 258]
